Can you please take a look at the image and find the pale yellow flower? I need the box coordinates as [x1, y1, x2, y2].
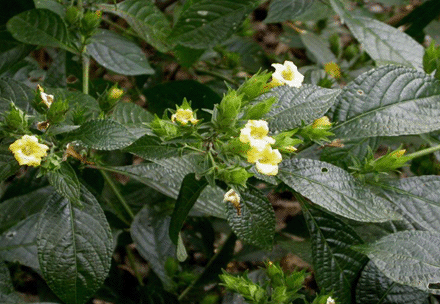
[326, 296, 336, 304]
[37, 84, 53, 108]
[223, 189, 241, 215]
[239, 120, 275, 148]
[9, 135, 49, 167]
[271, 61, 304, 88]
[312, 116, 332, 129]
[324, 61, 341, 79]
[254, 145, 282, 176]
[171, 109, 198, 125]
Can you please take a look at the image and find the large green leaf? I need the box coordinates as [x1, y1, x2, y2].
[108, 162, 226, 218]
[169, 173, 208, 244]
[0, 145, 20, 183]
[110, 102, 154, 138]
[356, 260, 428, 304]
[0, 77, 34, 113]
[265, 0, 314, 23]
[131, 205, 176, 290]
[226, 186, 275, 250]
[87, 29, 154, 76]
[37, 187, 113, 304]
[354, 231, 440, 294]
[0, 263, 22, 303]
[99, 0, 171, 52]
[329, 0, 424, 70]
[0, 186, 52, 233]
[300, 31, 337, 65]
[6, 9, 74, 52]
[303, 204, 368, 303]
[278, 158, 401, 222]
[0, 29, 34, 75]
[47, 162, 81, 204]
[331, 65, 440, 140]
[263, 85, 339, 132]
[168, 0, 256, 49]
[379, 176, 440, 232]
[124, 135, 180, 161]
[0, 214, 40, 270]
[67, 119, 137, 150]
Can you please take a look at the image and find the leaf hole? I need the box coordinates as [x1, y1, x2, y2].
[428, 283, 440, 290]
[6, 231, 16, 239]
[321, 167, 328, 173]
[357, 89, 364, 95]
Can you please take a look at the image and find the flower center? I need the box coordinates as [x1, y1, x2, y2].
[281, 67, 294, 81]
[250, 127, 267, 139]
[22, 145, 32, 156]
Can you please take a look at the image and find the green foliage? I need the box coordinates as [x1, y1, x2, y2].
[2, 1, 440, 303]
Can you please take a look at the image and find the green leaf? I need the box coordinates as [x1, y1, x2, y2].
[87, 29, 154, 76]
[0, 186, 52, 233]
[173, 44, 205, 67]
[110, 102, 154, 138]
[300, 31, 337, 65]
[379, 176, 440, 232]
[0, 262, 22, 303]
[263, 85, 339, 132]
[265, 0, 314, 23]
[98, 0, 171, 53]
[0, 77, 34, 113]
[144, 80, 221, 121]
[6, 9, 75, 52]
[125, 135, 180, 160]
[303, 204, 368, 303]
[329, 0, 424, 70]
[354, 231, 440, 294]
[34, 0, 65, 16]
[331, 65, 440, 140]
[0, 214, 40, 270]
[68, 119, 137, 150]
[43, 48, 66, 88]
[0, 29, 34, 75]
[131, 205, 176, 290]
[47, 162, 81, 204]
[0, 145, 20, 183]
[37, 186, 113, 304]
[109, 162, 226, 218]
[356, 260, 428, 304]
[169, 173, 208, 244]
[226, 186, 275, 250]
[168, 0, 256, 49]
[278, 158, 401, 222]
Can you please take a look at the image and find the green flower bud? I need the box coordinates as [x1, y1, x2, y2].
[65, 6, 82, 26]
[150, 114, 179, 139]
[271, 286, 291, 303]
[81, 10, 102, 36]
[2, 103, 28, 132]
[367, 148, 411, 173]
[329, 33, 341, 57]
[300, 117, 334, 144]
[266, 261, 285, 287]
[344, 44, 359, 61]
[242, 97, 276, 120]
[423, 41, 440, 76]
[273, 130, 303, 153]
[221, 166, 253, 186]
[238, 71, 272, 103]
[47, 100, 69, 124]
[100, 84, 123, 113]
[212, 90, 242, 130]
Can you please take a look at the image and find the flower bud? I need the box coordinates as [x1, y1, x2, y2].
[150, 114, 179, 139]
[221, 167, 253, 186]
[300, 116, 334, 144]
[65, 6, 82, 26]
[324, 62, 341, 79]
[100, 84, 123, 113]
[212, 90, 242, 130]
[47, 100, 69, 124]
[265, 261, 284, 287]
[2, 103, 28, 132]
[237, 71, 272, 103]
[81, 10, 102, 35]
[368, 148, 410, 173]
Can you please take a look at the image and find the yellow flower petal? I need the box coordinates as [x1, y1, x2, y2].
[254, 146, 282, 176]
[172, 109, 198, 125]
[324, 61, 341, 79]
[9, 135, 49, 167]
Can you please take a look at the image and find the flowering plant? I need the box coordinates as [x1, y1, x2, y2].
[1, 1, 440, 304]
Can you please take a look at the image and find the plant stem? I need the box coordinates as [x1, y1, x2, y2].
[406, 143, 440, 160]
[126, 245, 145, 286]
[77, 0, 82, 9]
[100, 169, 135, 221]
[82, 51, 90, 95]
[194, 68, 239, 86]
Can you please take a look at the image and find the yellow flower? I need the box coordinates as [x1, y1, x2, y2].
[390, 149, 406, 158]
[108, 87, 124, 100]
[326, 296, 336, 304]
[9, 135, 49, 167]
[239, 120, 275, 148]
[324, 61, 341, 79]
[37, 84, 54, 108]
[312, 116, 332, 129]
[270, 61, 304, 88]
[249, 145, 282, 176]
[171, 109, 198, 125]
[223, 189, 241, 215]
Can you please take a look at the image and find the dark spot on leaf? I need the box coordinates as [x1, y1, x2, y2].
[428, 282, 440, 289]
[321, 168, 328, 173]
[6, 231, 16, 239]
